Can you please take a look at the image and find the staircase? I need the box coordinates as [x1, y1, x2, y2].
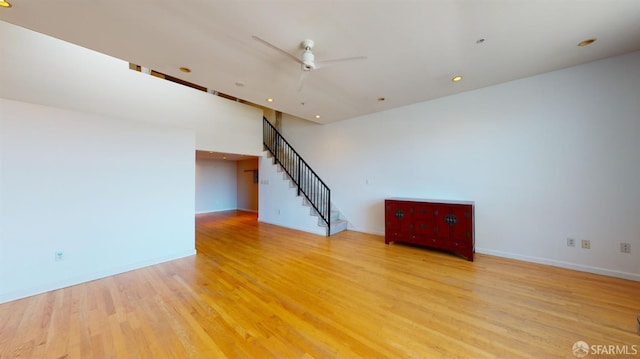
[263, 118, 347, 236]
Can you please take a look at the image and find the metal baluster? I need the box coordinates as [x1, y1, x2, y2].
[297, 157, 301, 196]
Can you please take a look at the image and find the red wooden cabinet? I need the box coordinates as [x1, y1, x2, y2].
[385, 198, 475, 261]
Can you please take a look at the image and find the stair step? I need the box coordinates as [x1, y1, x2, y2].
[315, 210, 340, 223]
[329, 219, 348, 235]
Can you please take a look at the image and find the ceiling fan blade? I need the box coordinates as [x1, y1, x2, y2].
[315, 56, 367, 69]
[297, 70, 310, 92]
[252, 35, 303, 64]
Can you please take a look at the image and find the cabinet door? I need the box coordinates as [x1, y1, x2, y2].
[431, 204, 450, 240]
[385, 201, 413, 237]
[397, 202, 415, 235]
[448, 204, 473, 242]
[385, 201, 399, 232]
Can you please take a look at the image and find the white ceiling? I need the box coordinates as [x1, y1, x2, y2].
[1, 1, 639, 124]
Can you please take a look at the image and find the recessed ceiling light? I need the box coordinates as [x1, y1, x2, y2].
[179, 67, 191, 73]
[315, 115, 321, 119]
[0, 1, 12, 8]
[577, 38, 596, 47]
[266, 98, 273, 103]
[452, 76, 463, 82]
[377, 97, 385, 102]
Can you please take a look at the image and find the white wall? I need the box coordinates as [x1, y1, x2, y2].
[237, 158, 259, 212]
[195, 159, 238, 213]
[281, 51, 640, 280]
[0, 99, 196, 303]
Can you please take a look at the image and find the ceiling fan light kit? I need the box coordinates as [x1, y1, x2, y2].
[301, 52, 315, 70]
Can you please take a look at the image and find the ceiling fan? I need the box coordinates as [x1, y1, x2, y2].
[252, 36, 366, 90]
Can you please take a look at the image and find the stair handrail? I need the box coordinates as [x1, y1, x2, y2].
[263, 117, 331, 236]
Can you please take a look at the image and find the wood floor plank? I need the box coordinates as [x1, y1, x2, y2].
[1, 210, 639, 358]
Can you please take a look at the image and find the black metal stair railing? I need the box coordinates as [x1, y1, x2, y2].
[263, 117, 331, 236]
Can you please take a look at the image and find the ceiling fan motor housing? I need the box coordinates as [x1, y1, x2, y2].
[301, 39, 315, 50]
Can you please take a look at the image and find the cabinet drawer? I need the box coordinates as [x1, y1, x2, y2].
[414, 220, 435, 235]
[414, 204, 435, 219]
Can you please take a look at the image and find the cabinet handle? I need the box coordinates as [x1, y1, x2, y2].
[445, 214, 457, 225]
[395, 210, 404, 219]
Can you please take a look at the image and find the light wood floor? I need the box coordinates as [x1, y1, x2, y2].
[1, 211, 638, 358]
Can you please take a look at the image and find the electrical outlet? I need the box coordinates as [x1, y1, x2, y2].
[567, 238, 576, 247]
[54, 251, 64, 261]
[621, 243, 631, 253]
[581, 239, 591, 249]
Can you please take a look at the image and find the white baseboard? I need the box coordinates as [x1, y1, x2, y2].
[476, 248, 640, 282]
[0, 249, 197, 304]
[237, 208, 258, 213]
[195, 208, 237, 214]
[196, 208, 257, 215]
[257, 218, 326, 236]
[346, 229, 640, 282]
